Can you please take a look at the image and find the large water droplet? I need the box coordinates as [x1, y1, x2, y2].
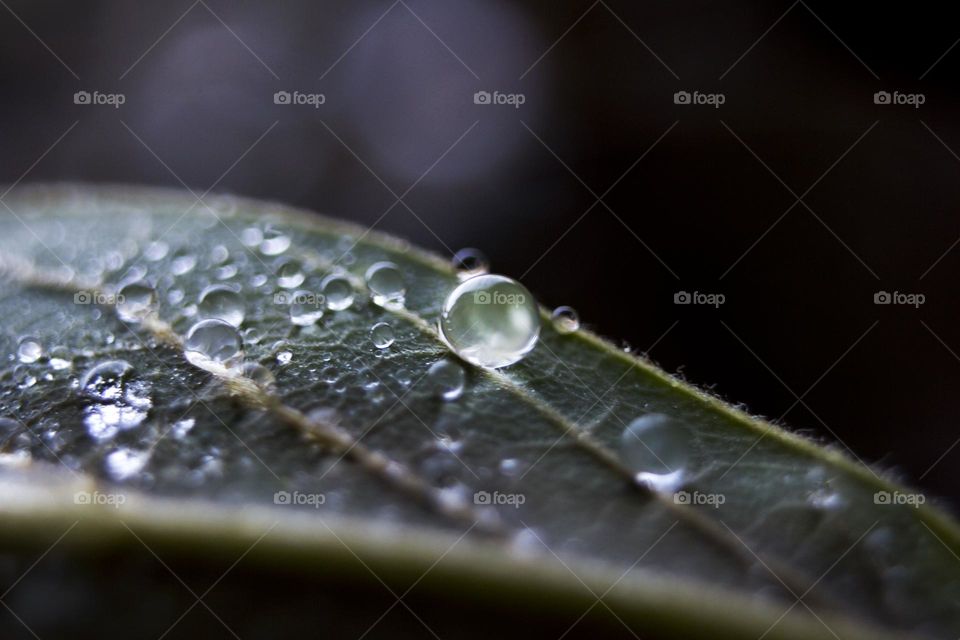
[105, 447, 150, 481]
[551, 306, 580, 334]
[289, 289, 324, 326]
[116, 281, 158, 323]
[427, 359, 466, 400]
[198, 284, 245, 327]
[260, 225, 291, 255]
[439, 274, 539, 368]
[365, 262, 405, 307]
[321, 274, 354, 310]
[620, 414, 691, 491]
[16, 336, 42, 363]
[184, 319, 242, 367]
[80, 360, 152, 441]
[275, 258, 305, 289]
[452, 248, 489, 280]
[370, 322, 395, 349]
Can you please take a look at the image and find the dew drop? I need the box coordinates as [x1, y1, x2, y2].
[241, 226, 263, 247]
[365, 262, 405, 307]
[105, 448, 150, 481]
[242, 362, 276, 387]
[116, 281, 158, 323]
[198, 284, 245, 327]
[184, 319, 242, 367]
[276, 351, 293, 365]
[427, 359, 466, 401]
[620, 414, 691, 491]
[260, 225, 291, 255]
[48, 346, 72, 371]
[209, 244, 230, 265]
[439, 274, 539, 368]
[80, 360, 152, 441]
[551, 306, 580, 334]
[170, 250, 197, 276]
[143, 241, 169, 262]
[16, 336, 42, 363]
[321, 274, 354, 310]
[288, 289, 324, 326]
[275, 258, 305, 289]
[369, 322, 395, 349]
[452, 248, 489, 280]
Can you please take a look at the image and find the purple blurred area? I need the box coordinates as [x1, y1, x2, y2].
[2, 1, 960, 504]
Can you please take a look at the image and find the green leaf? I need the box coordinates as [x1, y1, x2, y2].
[0, 184, 957, 639]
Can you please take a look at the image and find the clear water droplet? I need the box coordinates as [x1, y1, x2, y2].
[276, 351, 293, 365]
[275, 258, 305, 289]
[116, 281, 158, 323]
[16, 336, 42, 363]
[198, 284, 245, 327]
[209, 244, 230, 265]
[452, 248, 489, 280]
[170, 250, 197, 275]
[551, 306, 580, 334]
[48, 346, 72, 371]
[80, 360, 152, 441]
[241, 226, 263, 247]
[289, 290, 324, 326]
[427, 359, 465, 400]
[242, 362, 276, 387]
[499, 458, 525, 477]
[365, 261, 405, 307]
[184, 319, 242, 367]
[321, 274, 354, 310]
[171, 418, 196, 440]
[105, 448, 150, 481]
[439, 274, 539, 368]
[143, 241, 169, 262]
[370, 322, 395, 349]
[260, 225, 291, 255]
[620, 414, 691, 491]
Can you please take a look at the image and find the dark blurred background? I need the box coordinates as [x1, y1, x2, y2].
[1, 1, 958, 505]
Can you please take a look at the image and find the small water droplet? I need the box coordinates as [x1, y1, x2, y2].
[370, 322, 395, 349]
[80, 360, 152, 441]
[452, 248, 489, 280]
[209, 244, 230, 265]
[242, 362, 276, 387]
[143, 241, 169, 262]
[198, 284, 245, 327]
[105, 447, 150, 481]
[16, 336, 42, 363]
[170, 250, 197, 276]
[289, 290, 324, 326]
[48, 346, 72, 371]
[116, 281, 158, 323]
[499, 458, 525, 477]
[321, 274, 354, 310]
[620, 414, 691, 491]
[260, 225, 291, 255]
[241, 226, 263, 247]
[365, 262, 405, 307]
[171, 418, 196, 440]
[184, 319, 242, 367]
[439, 274, 539, 368]
[427, 359, 465, 400]
[275, 258, 305, 289]
[551, 306, 580, 334]
[276, 351, 293, 365]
